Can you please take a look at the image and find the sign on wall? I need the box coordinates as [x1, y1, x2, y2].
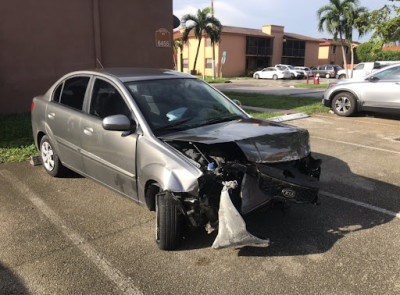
[155, 28, 171, 48]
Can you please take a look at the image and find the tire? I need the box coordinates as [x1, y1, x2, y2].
[272, 74, 278, 80]
[332, 92, 356, 116]
[290, 73, 295, 79]
[156, 191, 181, 250]
[338, 74, 346, 80]
[254, 74, 259, 79]
[40, 135, 66, 177]
[325, 73, 330, 79]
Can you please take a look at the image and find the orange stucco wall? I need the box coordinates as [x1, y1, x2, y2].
[304, 42, 320, 67]
[218, 34, 246, 77]
[318, 45, 351, 67]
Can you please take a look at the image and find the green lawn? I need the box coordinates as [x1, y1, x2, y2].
[0, 113, 38, 163]
[294, 82, 329, 89]
[224, 92, 330, 115]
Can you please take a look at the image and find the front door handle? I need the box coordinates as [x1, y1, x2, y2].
[83, 127, 94, 136]
[47, 112, 55, 120]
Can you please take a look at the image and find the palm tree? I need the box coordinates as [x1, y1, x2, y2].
[317, 0, 361, 78]
[173, 38, 183, 71]
[181, 7, 222, 74]
[343, 6, 368, 77]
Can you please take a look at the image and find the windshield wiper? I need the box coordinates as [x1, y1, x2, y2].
[196, 115, 242, 127]
[154, 118, 192, 132]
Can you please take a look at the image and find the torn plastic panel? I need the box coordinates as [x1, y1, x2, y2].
[212, 181, 269, 249]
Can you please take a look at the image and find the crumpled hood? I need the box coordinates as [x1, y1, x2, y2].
[160, 118, 311, 163]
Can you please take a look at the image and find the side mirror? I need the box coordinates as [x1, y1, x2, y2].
[102, 114, 134, 131]
[368, 76, 379, 82]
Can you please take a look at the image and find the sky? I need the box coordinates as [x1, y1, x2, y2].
[173, 0, 387, 43]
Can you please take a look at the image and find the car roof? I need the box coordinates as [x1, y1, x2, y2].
[65, 68, 194, 83]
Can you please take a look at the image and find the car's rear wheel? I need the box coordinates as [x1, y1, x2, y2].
[332, 92, 356, 116]
[156, 191, 181, 250]
[290, 73, 295, 79]
[40, 135, 66, 177]
[272, 74, 278, 80]
[254, 74, 259, 79]
[325, 73, 330, 79]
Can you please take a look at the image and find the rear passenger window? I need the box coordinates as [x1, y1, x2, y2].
[59, 76, 90, 110]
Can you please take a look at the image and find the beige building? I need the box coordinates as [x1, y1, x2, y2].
[318, 39, 353, 67]
[0, 0, 175, 114]
[174, 25, 321, 77]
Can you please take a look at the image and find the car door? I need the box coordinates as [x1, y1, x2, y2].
[80, 77, 139, 199]
[360, 65, 400, 110]
[46, 75, 90, 172]
[259, 68, 269, 79]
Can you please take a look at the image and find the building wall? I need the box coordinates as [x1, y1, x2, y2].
[304, 42, 320, 67]
[0, 0, 173, 114]
[263, 25, 284, 66]
[318, 44, 351, 67]
[219, 34, 246, 77]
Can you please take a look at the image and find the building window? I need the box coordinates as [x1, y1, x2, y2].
[332, 45, 336, 54]
[205, 58, 213, 68]
[246, 37, 273, 56]
[183, 58, 188, 69]
[206, 38, 212, 47]
[282, 39, 305, 57]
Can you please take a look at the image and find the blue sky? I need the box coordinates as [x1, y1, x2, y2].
[173, 0, 387, 43]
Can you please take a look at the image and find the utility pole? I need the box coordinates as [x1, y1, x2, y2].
[211, 0, 216, 79]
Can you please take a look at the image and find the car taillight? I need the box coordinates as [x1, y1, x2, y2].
[31, 101, 34, 113]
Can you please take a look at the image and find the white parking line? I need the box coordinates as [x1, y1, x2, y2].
[0, 170, 143, 295]
[312, 136, 400, 155]
[320, 190, 400, 219]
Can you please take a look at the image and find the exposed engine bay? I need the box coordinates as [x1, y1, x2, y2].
[164, 139, 321, 247]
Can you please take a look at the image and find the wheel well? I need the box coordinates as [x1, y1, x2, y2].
[37, 132, 46, 150]
[145, 181, 161, 211]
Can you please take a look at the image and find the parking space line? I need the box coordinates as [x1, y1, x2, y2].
[0, 170, 143, 295]
[314, 114, 400, 127]
[312, 136, 400, 155]
[320, 190, 400, 219]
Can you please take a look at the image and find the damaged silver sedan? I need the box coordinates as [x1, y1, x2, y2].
[31, 68, 321, 250]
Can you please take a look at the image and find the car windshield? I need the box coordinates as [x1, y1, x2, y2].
[125, 78, 246, 135]
[288, 66, 295, 70]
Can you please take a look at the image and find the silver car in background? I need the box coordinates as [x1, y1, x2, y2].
[32, 68, 321, 250]
[322, 64, 400, 116]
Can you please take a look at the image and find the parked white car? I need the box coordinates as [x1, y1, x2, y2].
[253, 66, 291, 80]
[275, 64, 304, 79]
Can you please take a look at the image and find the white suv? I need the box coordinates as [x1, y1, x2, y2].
[276, 64, 304, 79]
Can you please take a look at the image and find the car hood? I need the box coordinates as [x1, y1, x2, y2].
[160, 118, 311, 163]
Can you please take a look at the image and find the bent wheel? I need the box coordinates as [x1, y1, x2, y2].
[156, 191, 181, 250]
[40, 135, 66, 177]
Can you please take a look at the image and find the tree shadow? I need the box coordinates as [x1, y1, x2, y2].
[181, 152, 398, 255]
[0, 262, 30, 295]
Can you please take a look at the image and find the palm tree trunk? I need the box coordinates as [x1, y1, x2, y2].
[339, 33, 348, 78]
[350, 45, 354, 78]
[192, 37, 202, 74]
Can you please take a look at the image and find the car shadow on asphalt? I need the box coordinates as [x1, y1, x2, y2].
[0, 262, 31, 294]
[180, 152, 399, 255]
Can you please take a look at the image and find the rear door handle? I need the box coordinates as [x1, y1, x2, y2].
[47, 112, 55, 120]
[83, 127, 94, 136]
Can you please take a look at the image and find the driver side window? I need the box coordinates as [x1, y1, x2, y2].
[89, 79, 131, 119]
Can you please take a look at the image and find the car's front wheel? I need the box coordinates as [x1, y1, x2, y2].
[338, 74, 346, 79]
[254, 74, 259, 79]
[156, 191, 181, 250]
[272, 74, 278, 80]
[332, 92, 356, 116]
[325, 73, 331, 79]
[40, 135, 66, 177]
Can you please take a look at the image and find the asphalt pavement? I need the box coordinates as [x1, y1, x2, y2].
[1, 112, 400, 294]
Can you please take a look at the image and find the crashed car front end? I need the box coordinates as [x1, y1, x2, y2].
[158, 118, 321, 248]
